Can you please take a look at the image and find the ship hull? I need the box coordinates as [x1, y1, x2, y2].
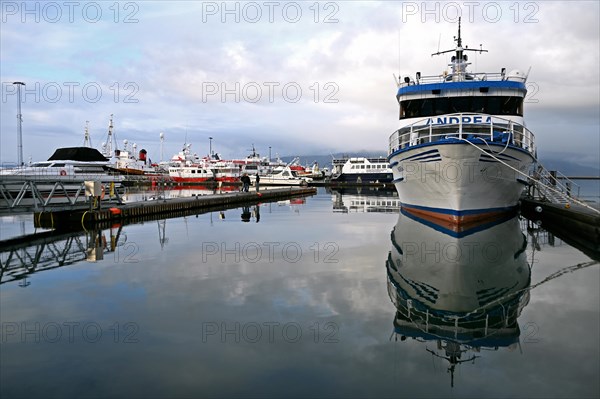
[330, 172, 393, 184]
[388, 142, 534, 223]
[170, 177, 214, 184]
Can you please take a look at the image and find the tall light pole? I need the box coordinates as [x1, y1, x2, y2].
[160, 132, 164, 162]
[269, 146, 272, 162]
[209, 136, 213, 158]
[13, 82, 25, 166]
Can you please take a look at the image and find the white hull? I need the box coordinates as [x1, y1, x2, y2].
[259, 178, 308, 186]
[389, 142, 534, 222]
[257, 166, 310, 186]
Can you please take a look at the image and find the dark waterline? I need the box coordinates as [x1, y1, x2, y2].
[1, 188, 598, 398]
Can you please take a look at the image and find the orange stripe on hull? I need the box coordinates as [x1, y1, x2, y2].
[401, 205, 516, 229]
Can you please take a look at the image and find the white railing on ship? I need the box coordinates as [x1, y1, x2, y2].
[401, 72, 507, 85]
[388, 113, 536, 156]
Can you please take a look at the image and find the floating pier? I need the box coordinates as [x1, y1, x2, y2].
[34, 187, 316, 230]
[309, 180, 394, 188]
[520, 197, 600, 260]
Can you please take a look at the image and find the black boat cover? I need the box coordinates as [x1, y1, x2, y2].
[47, 147, 108, 162]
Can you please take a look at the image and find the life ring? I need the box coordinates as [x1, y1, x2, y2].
[59, 170, 67, 176]
[100, 185, 106, 200]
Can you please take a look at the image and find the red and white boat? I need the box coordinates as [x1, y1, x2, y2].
[208, 161, 241, 183]
[165, 143, 214, 184]
[168, 164, 214, 183]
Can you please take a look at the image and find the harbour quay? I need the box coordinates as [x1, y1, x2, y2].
[33, 187, 315, 230]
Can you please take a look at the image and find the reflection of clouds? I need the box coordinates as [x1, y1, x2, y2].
[1, 194, 598, 397]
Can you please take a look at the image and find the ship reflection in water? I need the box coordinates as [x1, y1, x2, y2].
[331, 187, 400, 213]
[387, 210, 531, 387]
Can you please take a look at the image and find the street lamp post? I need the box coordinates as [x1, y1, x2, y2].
[13, 82, 25, 166]
[160, 132, 165, 162]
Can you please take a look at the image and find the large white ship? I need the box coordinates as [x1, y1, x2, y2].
[388, 19, 536, 224]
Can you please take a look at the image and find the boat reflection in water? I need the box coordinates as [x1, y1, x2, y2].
[387, 209, 531, 387]
[331, 187, 400, 213]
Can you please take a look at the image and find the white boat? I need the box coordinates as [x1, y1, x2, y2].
[259, 165, 311, 186]
[388, 18, 536, 224]
[0, 147, 123, 191]
[331, 157, 392, 184]
[111, 140, 161, 176]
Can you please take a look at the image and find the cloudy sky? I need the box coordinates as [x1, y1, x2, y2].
[1, 1, 598, 167]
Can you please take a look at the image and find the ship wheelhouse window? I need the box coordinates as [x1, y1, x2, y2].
[400, 96, 523, 119]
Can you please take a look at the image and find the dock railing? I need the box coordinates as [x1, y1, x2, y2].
[529, 164, 581, 203]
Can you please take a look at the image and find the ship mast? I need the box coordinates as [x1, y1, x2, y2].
[431, 17, 488, 79]
[101, 114, 118, 157]
[83, 120, 92, 147]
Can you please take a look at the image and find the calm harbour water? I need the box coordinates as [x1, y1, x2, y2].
[1, 187, 598, 398]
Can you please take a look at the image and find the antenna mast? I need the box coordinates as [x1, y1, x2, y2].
[430, 17, 488, 79]
[83, 121, 92, 147]
[102, 114, 117, 157]
[13, 82, 25, 166]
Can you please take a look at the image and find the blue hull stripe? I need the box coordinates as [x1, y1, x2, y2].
[398, 149, 440, 162]
[392, 177, 404, 183]
[480, 155, 513, 162]
[482, 150, 520, 161]
[408, 154, 442, 163]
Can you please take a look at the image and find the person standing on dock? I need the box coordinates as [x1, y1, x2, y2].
[241, 173, 250, 192]
[255, 173, 260, 192]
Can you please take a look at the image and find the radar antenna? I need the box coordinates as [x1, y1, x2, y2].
[430, 17, 488, 78]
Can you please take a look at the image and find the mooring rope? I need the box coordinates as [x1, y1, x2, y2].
[458, 138, 600, 215]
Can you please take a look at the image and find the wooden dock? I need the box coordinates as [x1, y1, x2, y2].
[34, 187, 316, 230]
[520, 197, 600, 260]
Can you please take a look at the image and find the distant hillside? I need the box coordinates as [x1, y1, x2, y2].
[538, 158, 599, 177]
[280, 152, 387, 169]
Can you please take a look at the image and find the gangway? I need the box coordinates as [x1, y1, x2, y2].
[0, 180, 123, 214]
